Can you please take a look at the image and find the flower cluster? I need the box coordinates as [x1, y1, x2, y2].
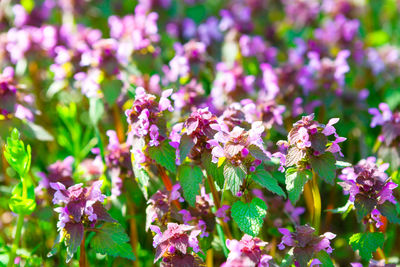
[126, 87, 173, 166]
[278, 225, 336, 266]
[179, 187, 215, 238]
[208, 121, 269, 171]
[339, 157, 398, 227]
[150, 223, 202, 266]
[277, 113, 346, 170]
[222, 234, 273, 267]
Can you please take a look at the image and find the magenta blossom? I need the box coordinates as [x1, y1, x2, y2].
[222, 234, 272, 267]
[278, 225, 335, 266]
[149, 223, 202, 264]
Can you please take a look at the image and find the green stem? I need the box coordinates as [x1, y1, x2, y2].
[216, 222, 229, 257]
[7, 214, 24, 267]
[311, 171, 321, 234]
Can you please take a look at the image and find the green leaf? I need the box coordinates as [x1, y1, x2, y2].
[103, 80, 123, 105]
[310, 152, 336, 184]
[178, 164, 203, 206]
[231, 197, 267, 236]
[377, 202, 400, 224]
[201, 153, 225, 189]
[335, 161, 352, 168]
[251, 166, 285, 197]
[248, 144, 268, 161]
[24, 121, 54, 141]
[132, 155, 150, 199]
[65, 223, 84, 263]
[91, 223, 135, 261]
[4, 128, 31, 177]
[9, 180, 36, 215]
[349, 232, 384, 261]
[327, 200, 353, 219]
[179, 134, 195, 162]
[280, 248, 294, 267]
[315, 250, 334, 267]
[223, 163, 246, 196]
[285, 167, 311, 204]
[148, 140, 177, 173]
[354, 194, 377, 222]
[89, 98, 104, 125]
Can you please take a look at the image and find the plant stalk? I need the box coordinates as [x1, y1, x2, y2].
[79, 236, 87, 267]
[310, 171, 321, 234]
[7, 214, 24, 267]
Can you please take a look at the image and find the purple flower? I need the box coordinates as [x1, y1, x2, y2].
[280, 114, 345, 169]
[216, 205, 231, 222]
[222, 234, 272, 267]
[149, 223, 201, 262]
[145, 183, 184, 230]
[338, 157, 398, 224]
[208, 121, 269, 168]
[36, 156, 75, 196]
[368, 103, 393, 128]
[278, 225, 335, 266]
[50, 180, 115, 261]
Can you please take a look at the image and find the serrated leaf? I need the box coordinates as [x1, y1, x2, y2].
[178, 164, 203, 206]
[285, 146, 305, 167]
[9, 180, 36, 215]
[251, 166, 286, 197]
[315, 250, 334, 267]
[310, 133, 328, 154]
[354, 194, 377, 222]
[179, 134, 195, 162]
[91, 223, 135, 261]
[224, 163, 246, 195]
[349, 232, 384, 261]
[65, 223, 84, 263]
[285, 167, 311, 204]
[248, 144, 268, 161]
[201, 153, 225, 189]
[231, 197, 267, 236]
[310, 152, 336, 184]
[4, 128, 31, 177]
[132, 155, 150, 199]
[148, 140, 177, 173]
[377, 202, 400, 224]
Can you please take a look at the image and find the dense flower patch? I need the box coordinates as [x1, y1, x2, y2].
[1, 0, 400, 266]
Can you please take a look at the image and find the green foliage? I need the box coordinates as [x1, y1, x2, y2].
[285, 167, 312, 204]
[354, 194, 377, 222]
[349, 232, 385, 261]
[223, 162, 246, 196]
[103, 80, 122, 105]
[178, 134, 195, 162]
[4, 129, 36, 215]
[315, 250, 335, 267]
[310, 152, 336, 184]
[91, 223, 135, 261]
[201, 153, 225, 189]
[4, 128, 31, 178]
[178, 163, 203, 206]
[9, 180, 36, 215]
[251, 166, 286, 197]
[377, 202, 400, 224]
[132, 161, 150, 199]
[148, 140, 176, 173]
[231, 197, 267, 236]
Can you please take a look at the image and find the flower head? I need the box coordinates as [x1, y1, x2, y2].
[278, 225, 335, 266]
[222, 234, 272, 267]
